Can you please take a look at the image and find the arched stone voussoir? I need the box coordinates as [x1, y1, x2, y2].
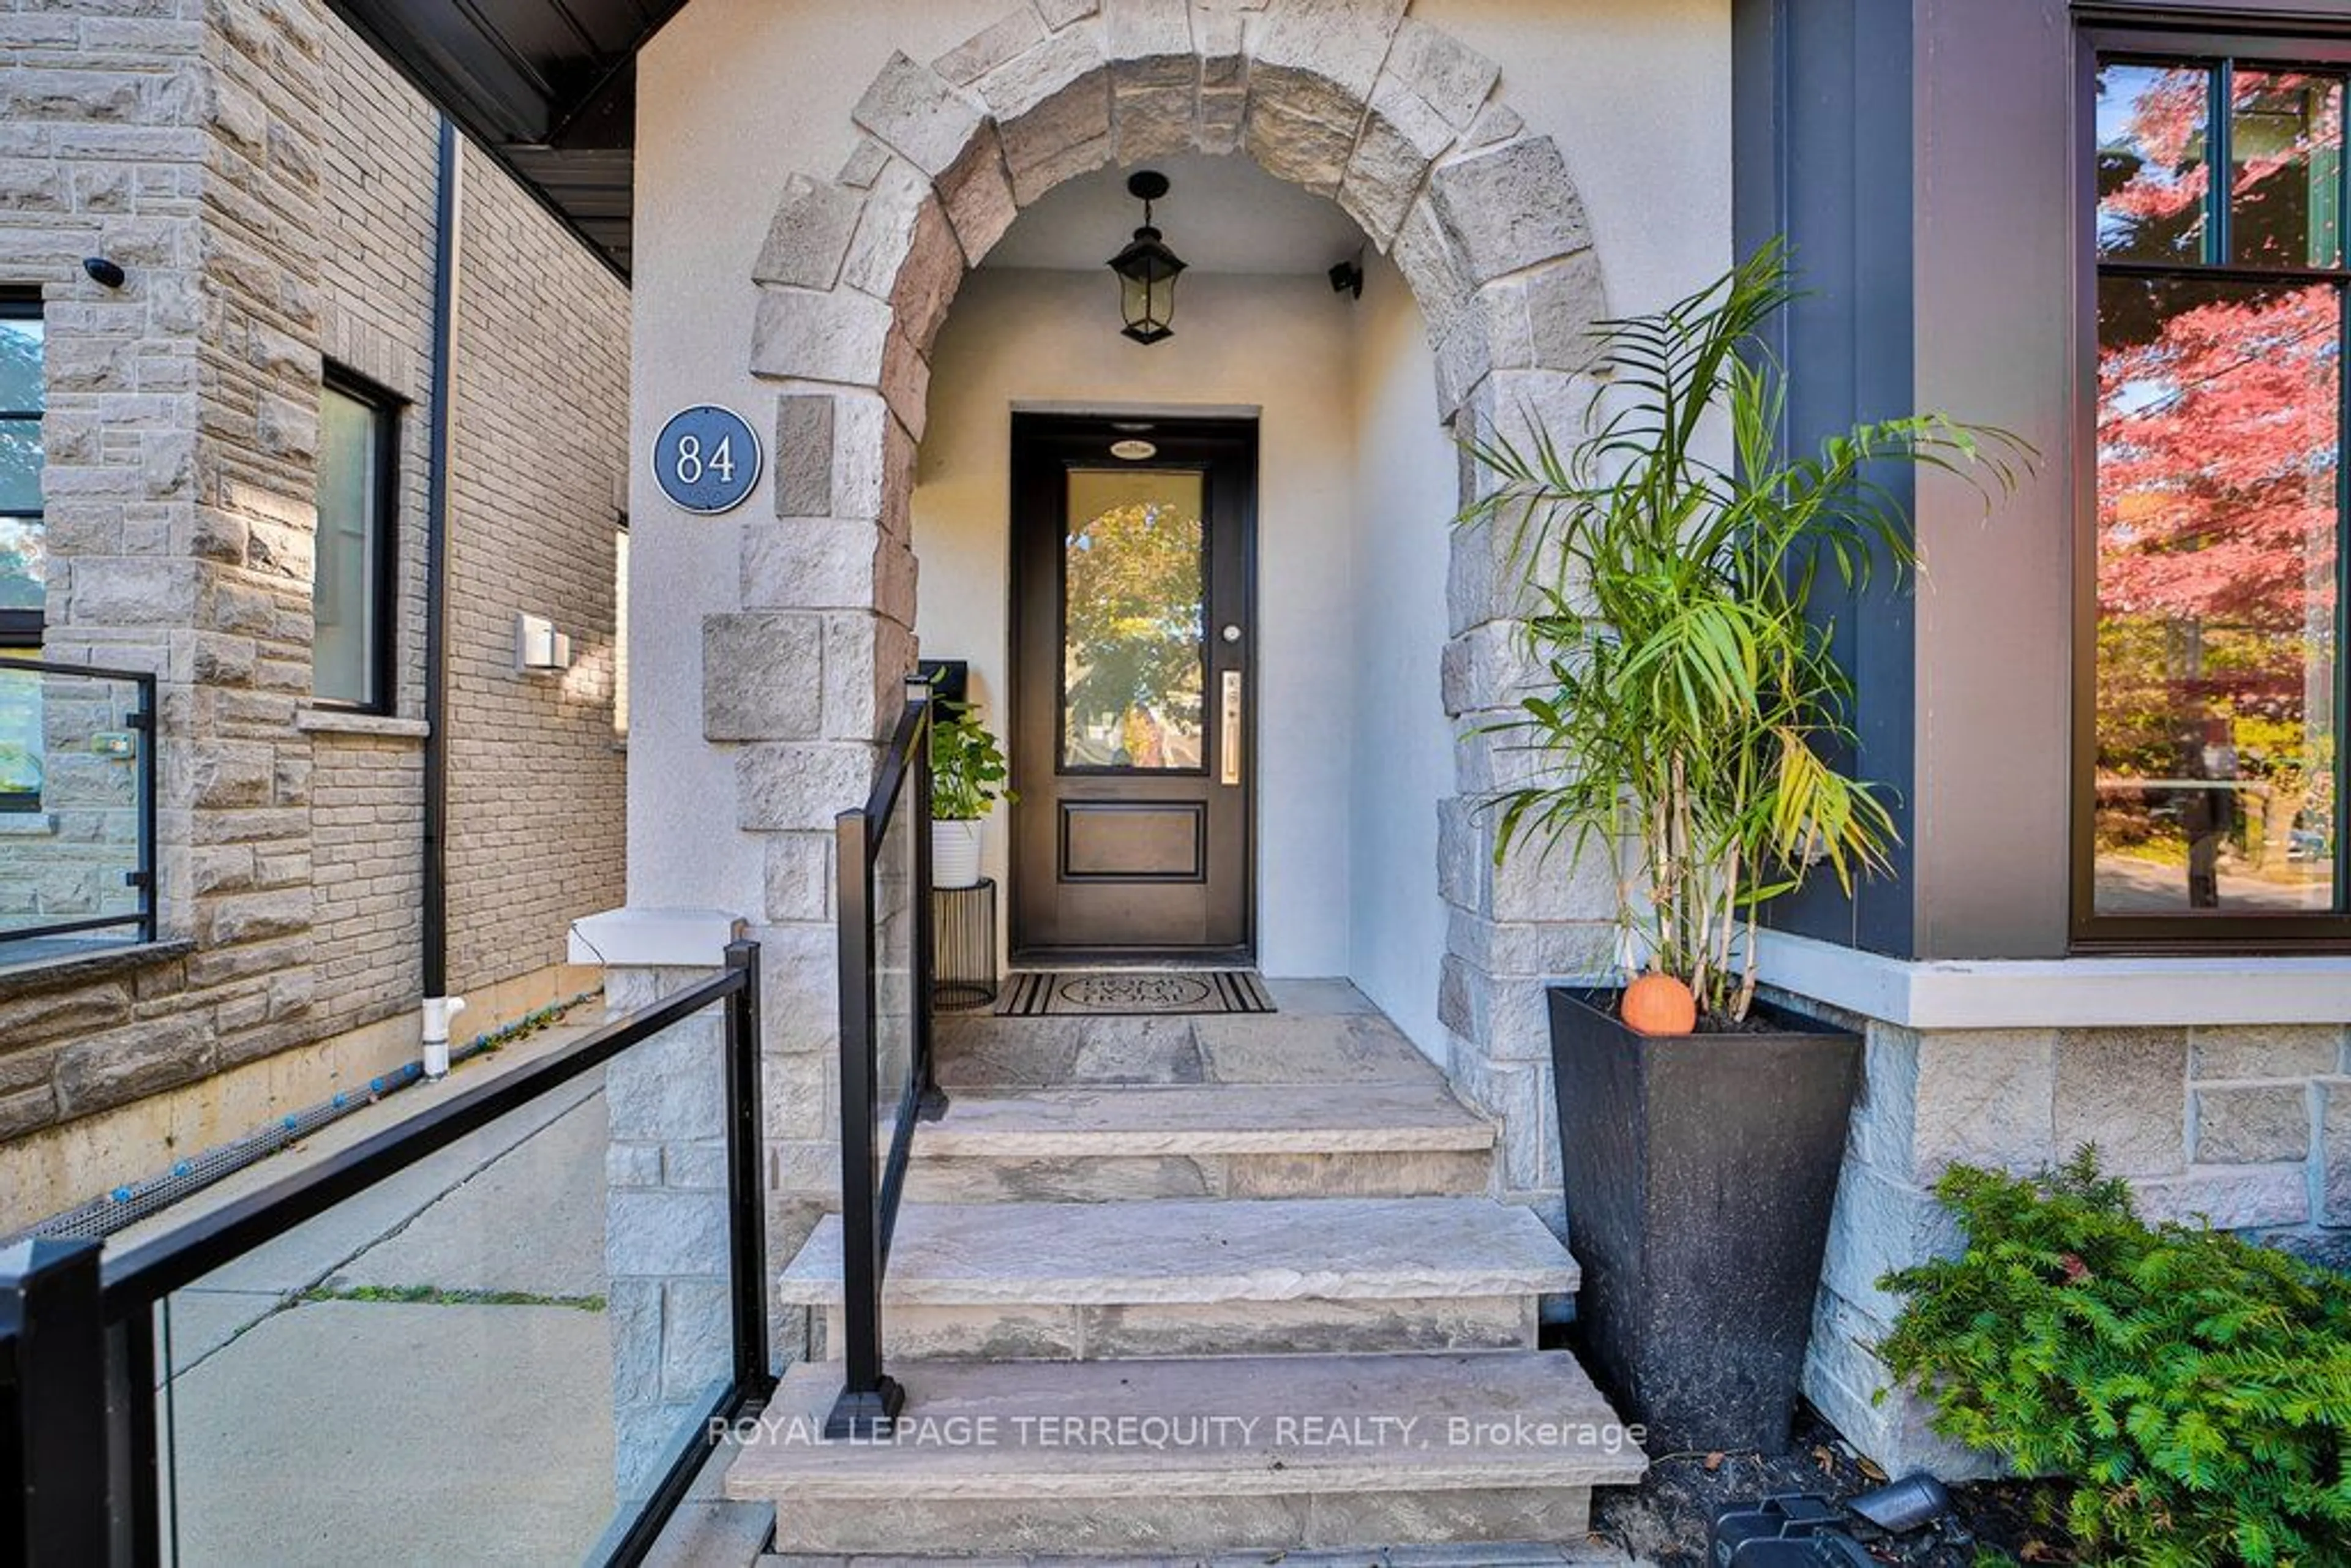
[1338, 75, 1458, 249]
[1245, 0, 1406, 192]
[1103, 0, 1200, 162]
[1428, 133, 1592, 288]
[887, 184, 969, 360]
[751, 173, 865, 291]
[931, 5, 1048, 90]
[749, 284, 892, 386]
[1335, 12, 1504, 248]
[937, 125, 1019, 264]
[853, 50, 988, 179]
[972, 20, 1112, 206]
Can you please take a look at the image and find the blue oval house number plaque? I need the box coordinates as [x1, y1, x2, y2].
[652, 405, 762, 515]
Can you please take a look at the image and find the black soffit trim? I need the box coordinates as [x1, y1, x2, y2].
[323, 0, 691, 279]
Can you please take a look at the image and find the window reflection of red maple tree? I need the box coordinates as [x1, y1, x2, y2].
[2097, 282, 2338, 873]
[2094, 64, 2342, 893]
[2099, 283, 2337, 634]
[2101, 69, 2210, 241]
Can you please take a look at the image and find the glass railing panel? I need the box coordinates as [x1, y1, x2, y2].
[0, 658, 149, 950]
[870, 779, 918, 1225]
[148, 1008, 737, 1565]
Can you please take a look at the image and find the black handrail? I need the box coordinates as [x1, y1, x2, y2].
[0, 942, 770, 1567]
[827, 686, 937, 1438]
[0, 659, 157, 947]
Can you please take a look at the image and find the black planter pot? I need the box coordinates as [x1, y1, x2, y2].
[1548, 986, 1861, 1456]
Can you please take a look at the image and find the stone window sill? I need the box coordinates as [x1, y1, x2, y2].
[295, 708, 430, 741]
[0, 812, 58, 838]
[1758, 930, 2351, 1030]
[0, 938, 193, 991]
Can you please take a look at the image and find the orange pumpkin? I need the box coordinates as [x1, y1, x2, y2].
[1621, 971, 1697, 1036]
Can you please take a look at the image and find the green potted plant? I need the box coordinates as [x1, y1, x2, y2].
[930, 700, 1016, 890]
[1463, 241, 2023, 1455]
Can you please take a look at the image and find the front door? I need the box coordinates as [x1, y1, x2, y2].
[1008, 413, 1254, 961]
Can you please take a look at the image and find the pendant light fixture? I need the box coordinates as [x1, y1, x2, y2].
[1108, 170, 1185, 345]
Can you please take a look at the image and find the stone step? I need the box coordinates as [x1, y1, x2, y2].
[725, 1350, 1648, 1558]
[907, 1082, 1496, 1203]
[781, 1196, 1575, 1360]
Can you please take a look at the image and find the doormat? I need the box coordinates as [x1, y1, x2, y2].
[997, 970, 1277, 1017]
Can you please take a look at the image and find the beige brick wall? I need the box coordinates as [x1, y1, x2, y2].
[299, 18, 438, 1041]
[307, 733, 424, 1030]
[0, 0, 627, 1161]
[316, 14, 435, 723]
[444, 143, 628, 994]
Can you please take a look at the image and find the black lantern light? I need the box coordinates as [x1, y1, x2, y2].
[1108, 170, 1184, 345]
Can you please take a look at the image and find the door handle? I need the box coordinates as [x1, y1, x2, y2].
[1220, 670, 1242, 787]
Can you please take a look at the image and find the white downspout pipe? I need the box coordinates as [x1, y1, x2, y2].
[421, 995, 467, 1081]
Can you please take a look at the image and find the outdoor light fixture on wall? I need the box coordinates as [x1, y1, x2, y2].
[514, 612, 573, 674]
[1108, 170, 1184, 345]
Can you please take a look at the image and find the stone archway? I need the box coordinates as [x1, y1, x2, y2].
[726, 0, 1611, 1225]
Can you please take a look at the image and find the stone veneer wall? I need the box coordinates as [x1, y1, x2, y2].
[1805, 1015, 2351, 1476]
[0, 1, 625, 1163]
[601, 962, 738, 1498]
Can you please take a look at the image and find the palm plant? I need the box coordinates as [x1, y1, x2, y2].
[1464, 241, 2026, 1025]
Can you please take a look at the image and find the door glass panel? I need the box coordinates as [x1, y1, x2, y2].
[2232, 69, 2344, 268]
[1062, 468, 1205, 771]
[2094, 274, 2339, 915]
[2098, 61, 2213, 262]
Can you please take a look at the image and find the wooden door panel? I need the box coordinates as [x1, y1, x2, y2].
[1008, 415, 1254, 960]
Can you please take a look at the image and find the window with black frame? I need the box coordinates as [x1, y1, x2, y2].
[1, 297, 44, 812]
[2088, 37, 2350, 942]
[313, 370, 399, 712]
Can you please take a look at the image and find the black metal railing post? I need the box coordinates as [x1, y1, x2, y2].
[128, 670, 157, 947]
[722, 938, 771, 1398]
[913, 692, 945, 1123]
[106, 1310, 162, 1568]
[827, 806, 902, 1438]
[1, 1238, 111, 1566]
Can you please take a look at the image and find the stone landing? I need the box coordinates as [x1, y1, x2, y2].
[726, 980, 1646, 1558]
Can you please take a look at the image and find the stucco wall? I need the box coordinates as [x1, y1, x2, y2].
[1346, 248, 1453, 1059]
[913, 264, 1359, 978]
